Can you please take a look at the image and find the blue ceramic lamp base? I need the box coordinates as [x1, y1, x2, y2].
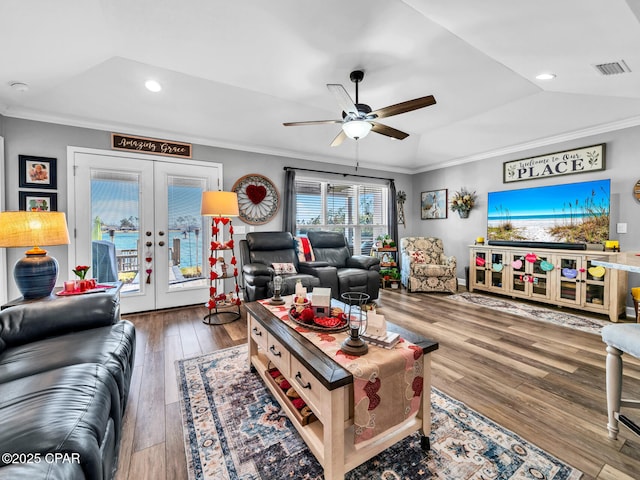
[14, 251, 59, 299]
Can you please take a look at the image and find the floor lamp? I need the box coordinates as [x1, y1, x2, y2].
[201, 191, 241, 325]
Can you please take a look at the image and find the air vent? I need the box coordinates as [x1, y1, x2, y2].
[593, 60, 632, 75]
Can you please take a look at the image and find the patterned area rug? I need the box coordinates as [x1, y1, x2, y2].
[449, 292, 610, 335]
[177, 345, 582, 480]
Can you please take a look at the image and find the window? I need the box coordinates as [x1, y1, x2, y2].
[295, 177, 389, 254]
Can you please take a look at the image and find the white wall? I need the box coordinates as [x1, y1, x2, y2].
[411, 124, 640, 306]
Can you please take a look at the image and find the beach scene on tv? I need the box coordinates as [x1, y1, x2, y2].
[487, 179, 610, 244]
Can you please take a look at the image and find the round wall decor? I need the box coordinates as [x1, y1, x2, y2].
[232, 173, 280, 224]
[634, 179, 640, 203]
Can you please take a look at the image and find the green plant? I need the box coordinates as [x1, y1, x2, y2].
[380, 268, 400, 280]
[376, 234, 395, 247]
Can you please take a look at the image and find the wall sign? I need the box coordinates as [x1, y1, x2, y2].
[503, 143, 605, 183]
[111, 133, 192, 158]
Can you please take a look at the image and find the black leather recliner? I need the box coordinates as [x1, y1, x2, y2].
[304, 231, 381, 300]
[239, 232, 322, 301]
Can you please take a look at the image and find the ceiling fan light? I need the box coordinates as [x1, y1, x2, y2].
[342, 120, 372, 140]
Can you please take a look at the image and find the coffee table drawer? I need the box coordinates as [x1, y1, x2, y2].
[290, 356, 326, 420]
[266, 334, 290, 377]
[249, 316, 268, 351]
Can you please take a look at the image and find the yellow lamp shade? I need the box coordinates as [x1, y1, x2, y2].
[0, 211, 70, 250]
[201, 191, 239, 217]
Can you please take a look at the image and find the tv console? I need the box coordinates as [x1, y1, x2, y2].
[469, 245, 627, 322]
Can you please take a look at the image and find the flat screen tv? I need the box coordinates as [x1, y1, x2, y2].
[487, 178, 610, 247]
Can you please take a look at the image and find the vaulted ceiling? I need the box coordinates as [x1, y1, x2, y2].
[2, 0, 640, 173]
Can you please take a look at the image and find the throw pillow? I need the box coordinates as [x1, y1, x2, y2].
[272, 262, 297, 275]
[408, 250, 426, 264]
[295, 236, 315, 262]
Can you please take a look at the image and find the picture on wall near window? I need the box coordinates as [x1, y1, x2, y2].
[19, 191, 57, 212]
[421, 189, 447, 219]
[19, 155, 57, 189]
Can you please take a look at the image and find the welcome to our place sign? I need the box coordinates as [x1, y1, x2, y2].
[503, 143, 605, 183]
[111, 133, 192, 158]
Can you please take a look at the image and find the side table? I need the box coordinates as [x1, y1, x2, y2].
[1, 281, 123, 310]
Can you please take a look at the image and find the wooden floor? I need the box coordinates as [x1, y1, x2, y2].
[114, 288, 640, 480]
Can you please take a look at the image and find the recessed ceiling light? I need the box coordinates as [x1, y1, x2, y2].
[145, 80, 162, 92]
[535, 73, 556, 80]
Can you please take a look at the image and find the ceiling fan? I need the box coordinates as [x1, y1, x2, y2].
[283, 70, 436, 147]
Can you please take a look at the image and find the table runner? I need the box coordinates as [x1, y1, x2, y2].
[258, 297, 424, 445]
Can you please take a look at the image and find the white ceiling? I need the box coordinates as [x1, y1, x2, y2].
[2, 0, 640, 173]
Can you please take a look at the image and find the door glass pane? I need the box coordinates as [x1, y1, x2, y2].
[90, 170, 141, 294]
[167, 176, 207, 290]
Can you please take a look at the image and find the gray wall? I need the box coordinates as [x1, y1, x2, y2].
[1, 116, 412, 300]
[411, 124, 640, 306]
[3, 115, 638, 304]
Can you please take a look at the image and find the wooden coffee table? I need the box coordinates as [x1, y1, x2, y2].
[245, 301, 438, 480]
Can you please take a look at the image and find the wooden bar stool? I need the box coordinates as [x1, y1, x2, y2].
[601, 324, 640, 439]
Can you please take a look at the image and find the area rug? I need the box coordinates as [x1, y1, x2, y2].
[177, 345, 582, 480]
[448, 291, 610, 335]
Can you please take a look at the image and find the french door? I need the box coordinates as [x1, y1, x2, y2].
[70, 148, 221, 313]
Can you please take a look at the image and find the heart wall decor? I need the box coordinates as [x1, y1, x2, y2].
[246, 184, 267, 204]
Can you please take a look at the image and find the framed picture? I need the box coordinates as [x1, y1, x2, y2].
[19, 155, 57, 189]
[19, 191, 58, 212]
[421, 189, 448, 219]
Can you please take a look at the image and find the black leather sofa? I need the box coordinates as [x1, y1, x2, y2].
[240, 232, 321, 301]
[0, 288, 136, 480]
[305, 230, 380, 300]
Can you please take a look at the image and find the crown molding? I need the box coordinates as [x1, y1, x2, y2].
[4, 107, 640, 176]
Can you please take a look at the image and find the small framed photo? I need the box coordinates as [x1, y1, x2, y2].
[19, 155, 57, 189]
[19, 191, 58, 212]
[421, 189, 448, 220]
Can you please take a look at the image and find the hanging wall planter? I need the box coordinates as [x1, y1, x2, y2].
[450, 188, 477, 219]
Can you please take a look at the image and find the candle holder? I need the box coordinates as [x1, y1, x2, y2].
[340, 292, 370, 356]
[269, 275, 286, 305]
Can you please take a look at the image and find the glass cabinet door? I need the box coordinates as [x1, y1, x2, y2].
[530, 254, 551, 298]
[557, 256, 580, 304]
[510, 254, 527, 293]
[474, 251, 488, 286]
[584, 259, 607, 308]
[490, 251, 505, 289]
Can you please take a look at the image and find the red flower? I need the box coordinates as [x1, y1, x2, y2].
[72, 265, 90, 279]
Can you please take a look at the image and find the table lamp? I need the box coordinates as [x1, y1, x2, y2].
[0, 211, 70, 299]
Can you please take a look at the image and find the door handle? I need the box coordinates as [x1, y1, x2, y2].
[146, 241, 152, 247]
[158, 241, 165, 247]
[158, 231, 165, 236]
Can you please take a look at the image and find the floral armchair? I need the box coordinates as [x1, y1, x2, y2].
[400, 237, 457, 293]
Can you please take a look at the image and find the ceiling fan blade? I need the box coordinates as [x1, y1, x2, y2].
[330, 130, 347, 147]
[370, 95, 436, 119]
[283, 119, 342, 126]
[327, 84, 358, 116]
[371, 122, 409, 140]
